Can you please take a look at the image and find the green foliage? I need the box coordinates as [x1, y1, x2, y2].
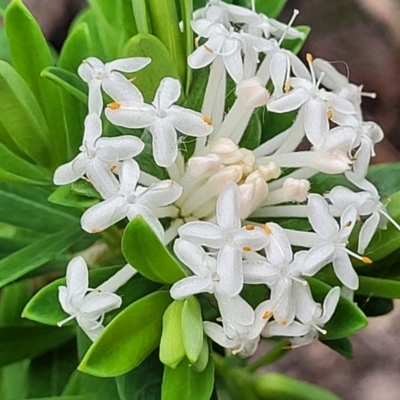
[321, 338, 354, 360]
[255, 0, 287, 18]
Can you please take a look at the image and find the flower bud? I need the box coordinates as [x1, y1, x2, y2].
[239, 148, 256, 168]
[187, 154, 221, 179]
[282, 178, 310, 202]
[239, 183, 255, 219]
[236, 77, 270, 109]
[258, 162, 281, 181]
[210, 138, 243, 164]
[209, 165, 243, 192]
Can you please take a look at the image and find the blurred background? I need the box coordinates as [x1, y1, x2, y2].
[2, 0, 400, 398]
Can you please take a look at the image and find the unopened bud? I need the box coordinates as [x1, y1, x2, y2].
[236, 77, 270, 108]
[258, 162, 281, 181]
[239, 183, 255, 219]
[282, 178, 310, 202]
[239, 148, 256, 168]
[210, 138, 243, 164]
[187, 154, 221, 179]
[209, 165, 243, 191]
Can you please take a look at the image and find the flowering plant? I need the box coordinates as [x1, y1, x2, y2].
[0, 0, 400, 399]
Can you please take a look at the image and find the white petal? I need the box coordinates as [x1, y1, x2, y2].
[86, 158, 119, 199]
[233, 226, 268, 251]
[313, 58, 348, 90]
[320, 286, 341, 324]
[106, 57, 151, 73]
[328, 186, 359, 211]
[216, 181, 241, 230]
[332, 250, 359, 290]
[174, 238, 214, 277]
[105, 103, 155, 129]
[127, 203, 165, 240]
[203, 322, 238, 349]
[153, 77, 181, 110]
[178, 221, 225, 248]
[66, 256, 88, 303]
[307, 194, 339, 240]
[53, 153, 88, 185]
[96, 136, 144, 160]
[293, 282, 315, 324]
[81, 196, 129, 233]
[358, 212, 380, 254]
[88, 79, 103, 115]
[222, 40, 243, 83]
[150, 118, 178, 167]
[301, 243, 335, 276]
[271, 279, 295, 326]
[243, 260, 278, 285]
[137, 180, 182, 207]
[288, 52, 311, 80]
[263, 320, 308, 338]
[102, 73, 144, 103]
[339, 205, 357, 241]
[79, 321, 104, 342]
[58, 286, 75, 315]
[78, 57, 104, 82]
[322, 126, 356, 153]
[217, 244, 243, 297]
[170, 276, 213, 299]
[168, 106, 213, 137]
[81, 292, 122, 316]
[304, 98, 329, 146]
[83, 113, 103, 147]
[270, 52, 287, 97]
[188, 46, 218, 69]
[353, 140, 371, 180]
[119, 159, 140, 196]
[267, 87, 309, 113]
[265, 223, 292, 266]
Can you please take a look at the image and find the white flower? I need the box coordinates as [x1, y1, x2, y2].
[105, 77, 213, 167]
[178, 182, 268, 296]
[305, 194, 364, 290]
[81, 159, 182, 238]
[327, 172, 400, 254]
[53, 113, 144, 199]
[170, 239, 254, 327]
[243, 223, 320, 326]
[289, 287, 340, 348]
[57, 256, 124, 341]
[78, 56, 151, 115]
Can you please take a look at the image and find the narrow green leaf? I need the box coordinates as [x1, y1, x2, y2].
[160, 300, 186, 368]
[48, 185, 100, 209]
[5, 0, 67, 163]
[181, 296, 203, 364]
[41, 67, 88, 105]
[308, 278, 368, 340]
[0, 61, 52, 167]
[0, 226, 83, 288]
[356, 276, 400, 299]
[0, 28, 11, 63]
[27, 397, 87, 400]
[161, 355, 214, 400]
[79, 291, 172, 377]
[239, 110, 262, 150]
[122, 34, 181, 102]
[321, 337, 354, 360]
[0, 360, 29, 400]
[254, 373, 339, 400]
[255, 0, 287, 18]
[0, 279, 32, 324]
[71, 180, 102, 199]
[180, 0, 194, 93]
[132, 0, 150, 34]
[191, 337, 209, 373]
[122, 215, 186, 284]
[356, 295, 394, 317]
[0, 326, 74, 367]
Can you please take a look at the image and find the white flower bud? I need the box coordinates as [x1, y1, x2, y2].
[282, 178, 310, 202]
[236, 77, 270, 109]
[239, 148, 256, 168]
[210, 138, 243, 164]
[209, 165, 243, 191]
[245, 169, 263, 183]
[187, 154, 222, 179]
[258, 162, 281, 181]
[239, 183, 255, 219]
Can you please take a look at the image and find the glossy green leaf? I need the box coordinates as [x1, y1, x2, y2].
[0, 182, 80, 234]
[355, 295, 394, 317]
[131, 0, 150, 34]
[180, 0, 194, 93]
[161, 355, 214, 400]
[23, 266, 159, 326]
[116, 350, 163, 400]
[160, 300, 186, 368]
[239, 110, 262, 150]
[0, 279, 32, 324]
[0, 225, 84, 288]
[122, 34, 181, 102]
[0, 61, 52, 166]
[41, 66, 88, 105]
[0, 360, 30, 400]
[5, 0, 67, 163]
[308, 278, 368, 339]
[0, 28, 11, 63]
[321, 337, 354, 360]
[281, 26, 311, 55]
[253, 373, 339, 400]
[356, 276, 400, 299]
[255, 0, 287, 18]
[181, 296, 203, 364]
[79, 291, 172, 377]
[71, 180, 102, 199]
[48, 185, 100, 209]
[0, 325, 74, 367]
[191, 337, 209, 373]
[122, 215, 186, 284]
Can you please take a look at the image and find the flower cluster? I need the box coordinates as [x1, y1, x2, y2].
[53, 0, 399, 356]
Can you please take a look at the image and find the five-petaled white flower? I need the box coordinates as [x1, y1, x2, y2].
[105, 77, 214, 167]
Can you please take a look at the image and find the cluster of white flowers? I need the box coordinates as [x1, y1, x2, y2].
[53, 0, 400, 354]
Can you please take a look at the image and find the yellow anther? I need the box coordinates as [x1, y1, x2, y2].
[231, 349, 239, 355]
[306, 53, 314, 63]
[110, 165, 117, 172]
[344, 220, 352, 227]
[282, 345, 293, 350]
[245, 225, 255, 231]
[284, 80, 291, 93]
[262, 310, 273, 320]
[82, 177, 91, 183]
[202, 115, 213, 125]
[281, 320, 288, 326]
[107, 101, 121, 110]
[195, 37, 200, 48]
[327, 109, 333, 119]
[204, 45, 214, 53]
[362, 256, 373, 264]
[92, 228, 103, 233]
[242, 246, 252, 252]
[262, 223, 272, 235]
[129, 76, 137, 82]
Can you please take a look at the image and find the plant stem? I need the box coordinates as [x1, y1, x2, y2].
[245, 340, 290, 372]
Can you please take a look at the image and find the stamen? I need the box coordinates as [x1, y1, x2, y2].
[306, 53, 314, 63]
[282, 345, 292, 350]
[262, 223, 273, 235]
[278, 9, 300, 46]
[91, 228, 103, 233]
[195, 37, 200, 48]
[346, 248, 372, 264]
[245, 224, 255, 231]
[129, 76, 137, 82]
[82, 176, 91, 183]
[344, 220, 352, 227]
[242, 246, 252, 252]
[281, 320, 288, 326]
[284, 80, 291, 93]
[262, 310, 273, 320]
[361, 256, 373, 264]
[202, 115, 213, 125]
[107, 101, 121, 110]
[231, 349, 239, 355]
[204, 45, 214, 53]
[361, 91, 377, 99]
[327, 109, 333, 119]
[315, 325, 327, 335]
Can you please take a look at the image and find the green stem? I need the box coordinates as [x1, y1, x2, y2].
[246, 340, 290, 372]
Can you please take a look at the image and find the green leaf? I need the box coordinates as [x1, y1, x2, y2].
[116, 350, 164, 400]
[255, 0, 287, 18]
[253, 373, 339, 400]
[70, 180, 102, 199]
[5, 0, 67, 163]
[23, 266, 159, 326]
[0, 279, 32, 324]
[0, 360, 29, 400]
[355, 295, 394, 317]
[356, 275, 400, 299]
[122, 215, 186, 284]
[48, 185, 100, 209]
[308, 278, 368, 339]
[160, 300, 186, 368]
[79, 291, 172, 377]
[131, 0, 150, 34]
[180, 0, 194, 93]
[0, 61, 52, 167]
[146, 0, 186, 83]
[191, 337, 209, 373]
[26, 397, 87, 400]
[41, 66, 88, 105]
[0, 28, 11, 63]
[0, 326, 74, 367]
[239, 110, 262, 150]
[161, 355, 214, 400]
[0, 226, 84, 288]
[181, 296, 203, 364]
[321, 337, 354, 360]
[122, 34, 181, 102]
